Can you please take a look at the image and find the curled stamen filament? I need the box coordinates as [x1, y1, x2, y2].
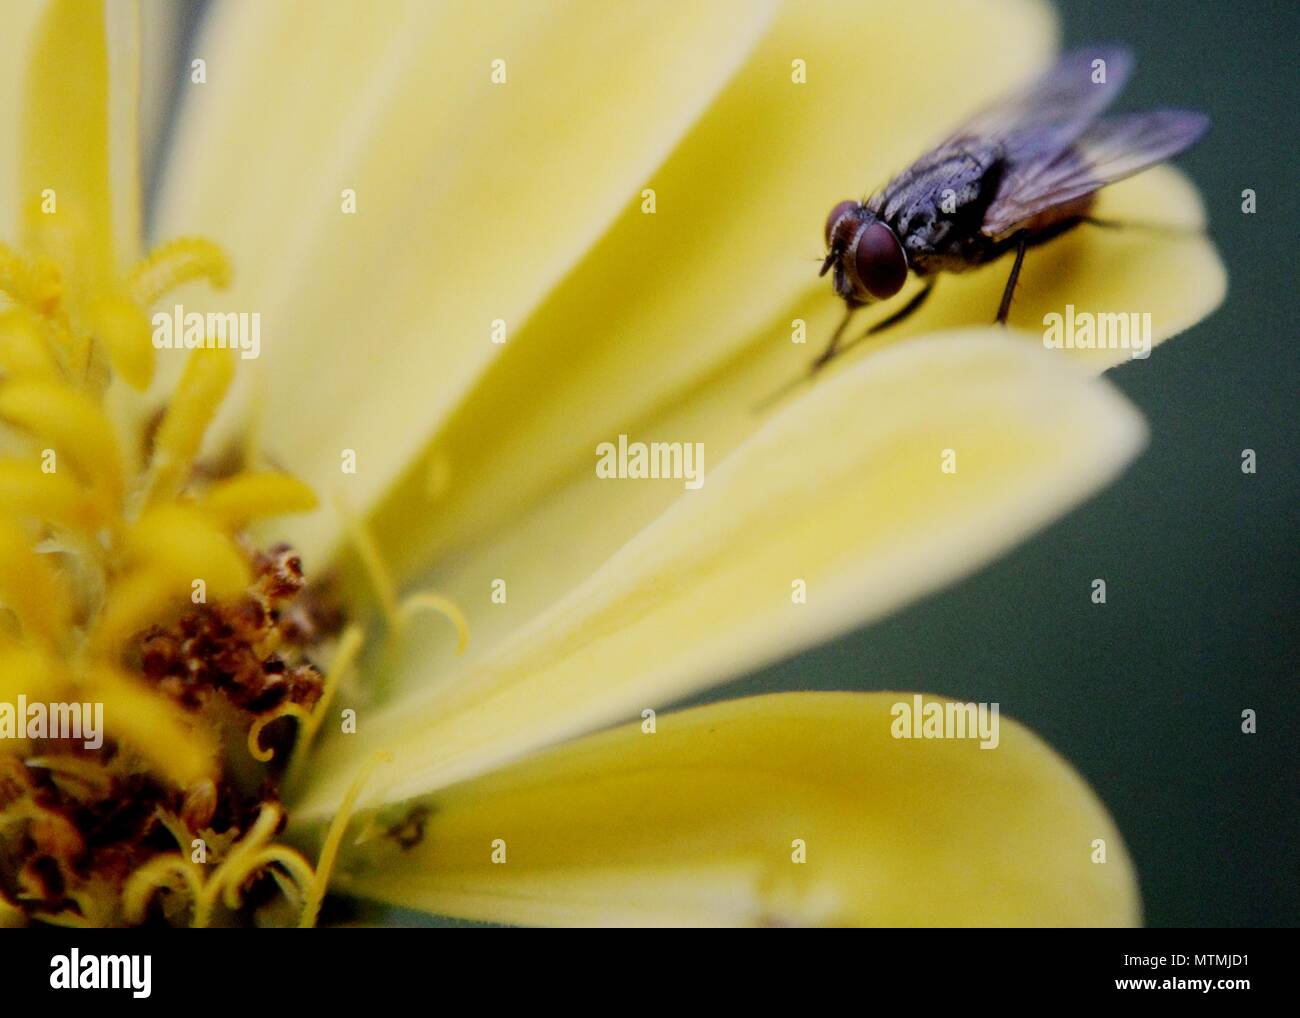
[398, 592, 469, 653]
[298, 750, 392, 928]
[247, 625, 364, 797]
[284, 625, 365, 791]
[122, 805, 309, 927]
[336, 495, 469, 650]
[121, 750, 392, 928]
[127, 236, 231, 307]
[218, 845, 315, 914]
[122, 855, 205, 925]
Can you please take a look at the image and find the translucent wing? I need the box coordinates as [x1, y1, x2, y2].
[949, 46, 1134, 163]
[873, 48, 1133, 228]
[980, 109, 1209, 237]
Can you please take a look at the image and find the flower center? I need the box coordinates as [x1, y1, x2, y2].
[0, 235, 375, 927]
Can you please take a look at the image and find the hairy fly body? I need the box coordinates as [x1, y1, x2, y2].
[813, 47, 1208, 371]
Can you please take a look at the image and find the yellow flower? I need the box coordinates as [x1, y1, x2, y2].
[0, 0, 1223, 927]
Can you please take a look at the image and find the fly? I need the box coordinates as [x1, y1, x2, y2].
[812, 46, 1208, 372]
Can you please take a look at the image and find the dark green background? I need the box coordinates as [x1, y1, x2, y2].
[701, 0, 1299, 928]
[158, 1, 1296, 928]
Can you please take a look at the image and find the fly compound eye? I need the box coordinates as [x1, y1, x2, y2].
[824, 200, 860, 245]
[853, 221, 908, 300]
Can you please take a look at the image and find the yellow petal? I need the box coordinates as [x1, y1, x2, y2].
[294, 332, 1145, 819]
[881, 165, 1226, 370]
[20, 0, 139, 299]
[348, 9, 1219, 624]
[324, 693, 1138, 927]
[152, 0, 781, 560]
[138, 0, 183, 198]
[352, 177, 1218, 695]
[348, 0, 1060, 583]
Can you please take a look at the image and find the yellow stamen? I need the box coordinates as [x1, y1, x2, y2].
[283, 625, 364, 789]
[0, 525, 72, 647]
[0, 379, 124, 504]
[336, 495, 398, 624]
[122, 855, 204, 925]
[0, 307, 63, 380]
[193, 801, 283, 928]
[2, 175, 365, 926]
[29, 908, 94, 928]
[1, 182, 398, 926]
[120, 747, 394, 929]
[91, 570, 178, 652]
[94, 505, 250, 651]
[0, 893, 24, 928]
[155, 810, 192, 854]
[218, 845, 315, 914]
[298, 750, 392, 928]
[200, 472, 318, 529]
[124, 805, 317, 927]
[337, 495, 470, 649]
[23, 755, 114, 799]
[239, 367, 269, 472]
[0, 457, 103, 533]
[246, 702, 311, 764]
[81, 664, 219, 788]
[127, 236, 231, 307]
[0, 649, 62, 752]
[147, 347, 235, 505]
[86, 291, 152, 390]
[0, 244, 61, 315]
[398, 591, 470, 654]
[123, 503, 251, 590]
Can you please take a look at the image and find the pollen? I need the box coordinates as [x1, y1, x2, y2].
[0, 231, 387, 927]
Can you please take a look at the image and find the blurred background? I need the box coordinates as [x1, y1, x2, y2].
[153, 1, 1297, 927]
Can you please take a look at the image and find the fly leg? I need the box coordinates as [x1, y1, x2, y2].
[810, 304, 859, 373]
[996, 231, 1029, 324]
[812, 281, 936, 372]
[861, 279, 936, 338]
[824, 279, 938, 365]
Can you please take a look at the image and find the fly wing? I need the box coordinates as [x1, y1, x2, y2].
[950, 46, 1134, 162]
[873, 48, 1131, 223]
[980, 109, 1209, 237]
